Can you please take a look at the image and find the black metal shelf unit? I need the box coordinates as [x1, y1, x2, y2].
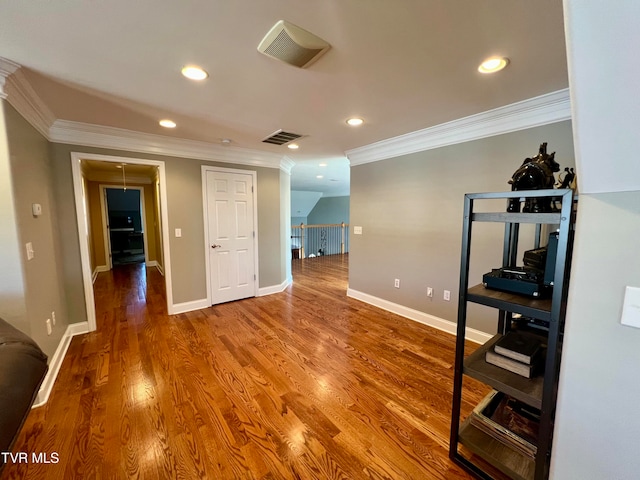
[449, 189, 575, 480]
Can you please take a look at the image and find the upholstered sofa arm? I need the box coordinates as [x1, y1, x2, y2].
[0, 318, 48, 465]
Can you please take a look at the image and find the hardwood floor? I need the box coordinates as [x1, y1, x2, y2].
[2, 255, 489, 479]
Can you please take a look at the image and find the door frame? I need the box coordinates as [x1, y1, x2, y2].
[71, 152, 173, 331]
[201, 165, 259, 305]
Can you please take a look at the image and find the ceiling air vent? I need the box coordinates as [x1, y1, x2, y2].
[262, 129, 303, 146]
[257, 20, 331, 68]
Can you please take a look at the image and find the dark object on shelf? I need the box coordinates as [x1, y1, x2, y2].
[483, 231, 560, 296]
[469, 391, 540, 459]
[0, 317, 48, 472]
[483, 267, 549, 297]
[495, 332, 542, 364]
[486, 350, 539, 378]
[507, 143, 560, 213]
[556, 167, 577, 189]
[540, 232, 558, 287]
[522, 246, 547, 270]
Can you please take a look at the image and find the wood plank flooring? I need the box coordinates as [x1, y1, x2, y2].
[2, 255, 490, 479]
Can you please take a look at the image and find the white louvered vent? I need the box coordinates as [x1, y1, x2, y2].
[262, 129, 303, 146]
[257, 20, 331, 68]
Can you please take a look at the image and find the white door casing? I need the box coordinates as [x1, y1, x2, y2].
[203, 167, 258, 304]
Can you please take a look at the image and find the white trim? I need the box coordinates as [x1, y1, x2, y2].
[202, 166, 260, 306]
[92, 265, 110, 283]
[171, 299, 210, 315]
[71, 156, 98, 331]
[4, 69, 56, 138]
[33, 322, 90, 408]
[346, 288, 492, 344]
[0, 57, 20, 99]
[280, 156, 296, 174]
[152, 261, 164, 276]
[347, 89, 572, 166]
[258, 276, 292, 296]
[50, 119, 286, 169]
[70, 152, 175, 320]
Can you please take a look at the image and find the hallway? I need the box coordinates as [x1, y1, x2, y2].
[3, 256, 488, 479]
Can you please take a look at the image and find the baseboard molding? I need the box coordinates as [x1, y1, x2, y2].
[170, 298, 210, 315]
[33, 321, 90, 408]
[346, 288, 492, 344]
[154, 262, 164, 276]
[92, 265, 109, 283]
[258, 276, 292, 296]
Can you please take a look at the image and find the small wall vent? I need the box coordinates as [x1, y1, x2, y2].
[262, 129, 303, 146]
[257, 20, 331, 68]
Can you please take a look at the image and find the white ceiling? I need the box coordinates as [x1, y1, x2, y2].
[0, 1, 568, 197]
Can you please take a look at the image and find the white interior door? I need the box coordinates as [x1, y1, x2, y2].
[205, 169, 256, 304]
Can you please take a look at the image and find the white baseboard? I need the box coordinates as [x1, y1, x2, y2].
[170, 298, 210, 315]
[258, 276, 292, 296]
[33, 321, 90, 408]
[146, 260, 164, 276]
[92, 265, 109, 283]
[346, 288, 492, 344]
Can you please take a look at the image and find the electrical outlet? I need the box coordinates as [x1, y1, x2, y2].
[444, 290, 451, 301]
[394, 278, 400, 288]
[46, 318, 52, 335]
[427, 287, 433, 298]
[52, 311, 56, 326]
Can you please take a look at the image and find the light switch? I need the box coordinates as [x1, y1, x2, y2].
[175, 228, 182, 238]
[32, 203, 42, 216]
[621, 286, 640, 329]
[354, 226, 363, 235]
[26, 242, 34, 260]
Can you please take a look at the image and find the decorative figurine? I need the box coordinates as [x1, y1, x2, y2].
[556, 167, 577, 190]
[507, 142, 560, 213]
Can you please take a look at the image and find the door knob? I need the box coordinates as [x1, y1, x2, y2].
[211, 244, 222, 249]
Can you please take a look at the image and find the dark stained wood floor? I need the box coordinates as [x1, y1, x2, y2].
[3, 254, 489, 479]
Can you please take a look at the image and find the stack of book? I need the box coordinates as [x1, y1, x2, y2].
[485, 331, 543, 378]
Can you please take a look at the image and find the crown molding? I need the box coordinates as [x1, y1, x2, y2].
[347, 88, 572, 166]
[280, 156, 296, 174]
[49, 120, 287, 169]
[4, 68, 56, 138]
[0, 57, 20, 99]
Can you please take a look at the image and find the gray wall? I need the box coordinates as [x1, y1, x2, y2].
[551, 2, 640, 478]
[349, 120, 575, 333]
[2, 102, 69, 357]
[0, 102, 29, 336]
[307, 196, 349, 225]
[48, 143, 286, 314]
[552, 193, 640, 478]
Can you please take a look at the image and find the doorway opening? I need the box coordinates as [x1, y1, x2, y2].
[102, 187, 147, 266]
[71, 152, 174, 332]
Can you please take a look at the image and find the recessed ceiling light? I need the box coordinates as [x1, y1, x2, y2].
[319, 163, 327, 167]
[221, 138, 232, 145]
[159, 119, 177, 128]
[181, 65, 208, 80]
[316, 175, 324, 179]
[478, 57, 509, 74]
[287, 143, 300, 150]
[346, 117, 364, 127]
